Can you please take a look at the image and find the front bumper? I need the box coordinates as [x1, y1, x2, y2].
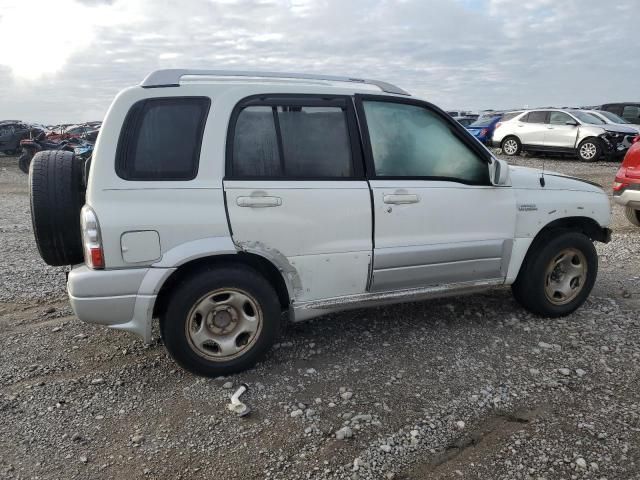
[67, 265, 173, 343]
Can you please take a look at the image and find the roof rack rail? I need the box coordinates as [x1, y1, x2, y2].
[140, 69, 410, 96]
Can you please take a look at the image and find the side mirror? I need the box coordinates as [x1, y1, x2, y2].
[490, 158, 510, 186]
[565, 120, 578, 126]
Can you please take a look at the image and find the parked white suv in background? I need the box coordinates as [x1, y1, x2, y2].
[29, 70, 612, 376]
[493, 109, 638, 161]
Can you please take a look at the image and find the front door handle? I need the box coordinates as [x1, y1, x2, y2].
[236, 196, 282, 208]
[383, 193, 420, 205]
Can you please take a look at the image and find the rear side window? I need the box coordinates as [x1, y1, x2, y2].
[230, 99, 357, 178]
[117, 97, 210, 180]
[501, 111, 523, 121]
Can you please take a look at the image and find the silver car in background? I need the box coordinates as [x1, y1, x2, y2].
[492, 109, 638, 161]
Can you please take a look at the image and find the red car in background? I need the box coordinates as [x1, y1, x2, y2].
[614, 135, 640, 226]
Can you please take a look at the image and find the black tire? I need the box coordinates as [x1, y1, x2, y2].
[501, 136, 522, 156]
[29, 150, 85, 266]
[577, 138, 602, 162]
[624, 206, 640, 227]
[512, 230, 597, 317]
[18, 153, 31, 174]
[161, 265, 281, 377]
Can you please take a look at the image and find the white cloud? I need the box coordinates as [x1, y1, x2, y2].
[0, 0, 637, 123]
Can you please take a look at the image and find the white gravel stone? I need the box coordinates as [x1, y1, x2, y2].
[335, 426, 353, 440]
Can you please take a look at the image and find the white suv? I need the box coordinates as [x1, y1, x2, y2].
[492, 109, 637, 162]
[29, 69, 612, 376]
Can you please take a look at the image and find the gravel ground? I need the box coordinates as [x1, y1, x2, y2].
[1, 152, 639, 480]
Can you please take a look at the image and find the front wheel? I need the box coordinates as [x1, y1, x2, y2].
[624, 206, 640, 227]
[512, 231, 597, 317]
[161, 265, 281, 377]
[577, 139, 602, 162]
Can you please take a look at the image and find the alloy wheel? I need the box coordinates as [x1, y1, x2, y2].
[503, 139, 518, 155]
[579, 142, 597, 160]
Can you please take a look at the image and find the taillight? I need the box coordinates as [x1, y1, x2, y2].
[495, 122, 502, 129]
[80, 205, 104, 269]
[633, 135, 640, 144]
[480, 128, 488, 136]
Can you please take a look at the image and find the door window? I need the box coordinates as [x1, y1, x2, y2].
[549, 112, 573, 125]
[362, 101, 488, 184]
[522, 111, 548, 124]
[230, 101, 356, 178]
[622, 106, 640, 123]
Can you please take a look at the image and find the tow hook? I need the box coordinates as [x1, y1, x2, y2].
[227, 383, 251, 417]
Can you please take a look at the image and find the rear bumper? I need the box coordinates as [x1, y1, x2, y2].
[67, 265, 174, 343]
[613, 186, 640, 208]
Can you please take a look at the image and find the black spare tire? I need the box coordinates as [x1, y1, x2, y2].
[29, 150, 85, 266]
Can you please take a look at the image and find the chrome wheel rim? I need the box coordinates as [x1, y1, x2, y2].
[503, 139, 518, 155]
[544, 248, 588, 306]
[580, 142, 597, 160]
[185, 288, 262, 361]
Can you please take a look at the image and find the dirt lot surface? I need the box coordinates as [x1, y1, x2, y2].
[1, 152, 639, 480]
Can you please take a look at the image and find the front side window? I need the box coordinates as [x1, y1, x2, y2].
[117, 97, 210, 180]
[622, 105, 640, 122]
[523, 111, 548, 124]
[231, 102, 354, 178]
[362, 101, 488, 184]
[599, 110, 628, 124]
[569, 110, 606, 125]
[549, 112, 573, 125]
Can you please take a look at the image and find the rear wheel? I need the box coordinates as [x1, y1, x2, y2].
[512, 231, 597, 317]
[501, 136, 521, 156]
[624, 206, 640, 227]
[161, 265, 281, 377]
[577, 138, 602, 162]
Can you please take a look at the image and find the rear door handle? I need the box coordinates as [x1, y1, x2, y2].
[236, 196, 282, 207]
[383, 194, 420, 205]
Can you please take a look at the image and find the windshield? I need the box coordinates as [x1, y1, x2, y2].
[469, 115, 500, 127]
[598, 110, 629, 124]
[569, 110, 606, 125]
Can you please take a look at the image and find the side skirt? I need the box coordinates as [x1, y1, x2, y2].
[292, 278, 504, 322]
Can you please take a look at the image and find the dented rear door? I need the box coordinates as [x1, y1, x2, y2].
[223, 95, 372, 303]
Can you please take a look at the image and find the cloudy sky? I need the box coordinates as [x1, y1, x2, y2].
[0, 0, 637, 124]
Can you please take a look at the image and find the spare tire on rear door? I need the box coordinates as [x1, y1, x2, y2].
[29, 150, 86, 266]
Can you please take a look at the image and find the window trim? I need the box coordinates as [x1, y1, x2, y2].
[225, 94, 365, 181]
[354, 94, 492, 186]
[116, 96, 211, 181]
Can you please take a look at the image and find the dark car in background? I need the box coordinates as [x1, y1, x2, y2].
[600, 103, 640, 125]
[0, 121, 36, 155]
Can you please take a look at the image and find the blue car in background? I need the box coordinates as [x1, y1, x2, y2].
[466, 113, 502, 145]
